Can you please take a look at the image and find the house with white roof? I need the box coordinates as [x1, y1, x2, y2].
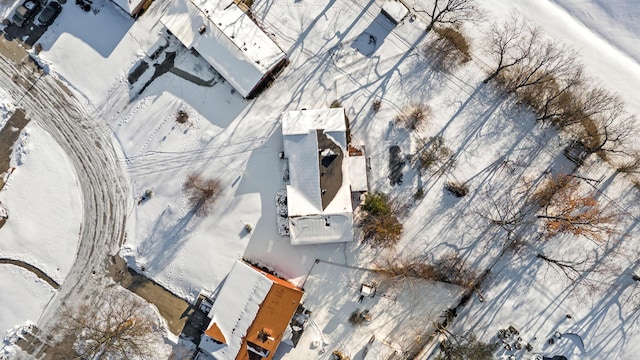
[160, 0, 288, 98]
[198, 260, 303, 360]
[281, 108, 368, 245]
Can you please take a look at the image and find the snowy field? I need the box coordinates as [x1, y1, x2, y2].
[0, 265, 55, 345]
[0, 121, 82, 286]
[0, 0, 639, 358]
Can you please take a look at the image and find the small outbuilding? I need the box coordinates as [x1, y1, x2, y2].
[381, 0, 409, 25]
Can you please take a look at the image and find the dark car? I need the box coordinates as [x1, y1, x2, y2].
[11, 0, 40, 26]
[36, 1, 62, 26]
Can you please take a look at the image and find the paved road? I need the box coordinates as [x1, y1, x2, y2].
[0, 38, 131, 357]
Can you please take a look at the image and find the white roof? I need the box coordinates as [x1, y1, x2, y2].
[111, 0, 144, 15]
[381, 0, 409, 23]
[282, 108, 357, 245]
[281, 108, 347, 136]
[289, 214, 353, 245]
[161, 0, 287, 98]
[200, 261, 272, 359]
[348, 156, 368, 192]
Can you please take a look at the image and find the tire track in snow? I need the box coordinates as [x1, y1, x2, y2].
[0, 38, 131, 352]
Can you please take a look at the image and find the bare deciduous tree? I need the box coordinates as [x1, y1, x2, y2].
[414, 0, 481, 33]
[54, 292, 159, 359]
[536, 175, 618, 241]
[510, 42, 579, 92]
[483, 14, 540, 84]
[570, 94, 638, 158]
[536, 251, 605, 292]
[475, 183, 536, 251]
[183, 173, 223, 217]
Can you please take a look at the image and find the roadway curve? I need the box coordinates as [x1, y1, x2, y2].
[0, 39, 131, 355]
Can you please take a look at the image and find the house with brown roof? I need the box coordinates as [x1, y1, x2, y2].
[197, 260, 303, 360]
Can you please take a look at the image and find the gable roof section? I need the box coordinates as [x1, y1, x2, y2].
[239, 269, 303, 360]
[200, 261, 273, 359]
[160, 0, 287, 98]
[282, 108, 357, 245]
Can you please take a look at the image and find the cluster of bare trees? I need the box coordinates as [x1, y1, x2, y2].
[483, 14, 638, 163]
[375, 251, 478, 288]
[53, 291, 160, 359]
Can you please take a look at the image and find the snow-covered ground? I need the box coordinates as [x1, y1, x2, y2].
[1, 0, 640, 358]
[0, 265, 55, 341]
[0, 121, 82, 286]
[278, 260, 464, 359]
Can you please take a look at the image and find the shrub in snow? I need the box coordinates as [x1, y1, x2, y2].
[348, 309, 371, 326]
[372, 99, 382, 112]
[445, 181, 469, 197]
[435, 334, 497, 360]
[331, 349, 350, 360]
[426, 26, 471, 72]
[360, 192, 403, 248]
[176, 110, 189, 123]
[414, 136, 454, 175]
[395, 103, 432, 131]
[330, 99, 342, 108]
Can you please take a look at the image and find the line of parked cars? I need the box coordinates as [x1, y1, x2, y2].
[12, 0, 62, 27]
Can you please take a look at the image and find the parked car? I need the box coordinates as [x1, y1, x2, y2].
[36, 1, 62, 26]
[11, 0, 39, 27]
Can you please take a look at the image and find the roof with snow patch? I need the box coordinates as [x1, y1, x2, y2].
[160, 0, 287, 98]
[282, 108, 364, 245]
[381, 0, 409, 24]
[200, 260, 272, 359]
[200, 261, 303, 360]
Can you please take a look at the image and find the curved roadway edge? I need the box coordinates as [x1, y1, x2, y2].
[0, 39, 132, 356]
[0, 259, 60, 289]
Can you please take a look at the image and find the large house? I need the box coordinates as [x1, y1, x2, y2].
[281, 108, 367, 245]
[198, 260, 303, 360]
[160, 0, 288, 98]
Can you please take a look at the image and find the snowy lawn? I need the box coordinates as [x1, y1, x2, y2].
[277, 260, 464, 359]
[35, 0, 144, 106]
[0, 264, 55, 334]
[0, 121, 82, 285]
[2, 0, 638, 357]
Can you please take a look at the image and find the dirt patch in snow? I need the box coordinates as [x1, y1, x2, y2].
[107, 254, 208, 340]
[0, 109, 29, 190]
